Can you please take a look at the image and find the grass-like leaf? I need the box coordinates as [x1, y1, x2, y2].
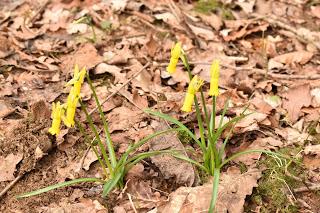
[16, 178, 104, 199]
[144, 109, 204, 151]
[102, 172, 123, 197]
[172, 153, 210, 173]
[220, 149, 292, 169]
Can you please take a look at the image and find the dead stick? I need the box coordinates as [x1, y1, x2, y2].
[157, 62, 320, 80]
[294, 184, 320, 193]
[0, 174, 24, 199]
[30, 0, 51, 25]
[251, 13, 320, 50]
[88, 62, 150, 115]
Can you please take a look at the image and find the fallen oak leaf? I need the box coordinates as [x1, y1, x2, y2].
[0, 153, 23, 182]
[158, 167, 261, 213]
[282, 83, 312, 123]
[233, 137, 283, 166]
[271, 51, 313, 65]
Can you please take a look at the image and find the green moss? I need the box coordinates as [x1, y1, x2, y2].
[246, 147, 305, 212]
[238, 161, 248, 173]
[195, 0, 234, 19]
[178, 129, 194, 144]
[195, 0, 219, 14]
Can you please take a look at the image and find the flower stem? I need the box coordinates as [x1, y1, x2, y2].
[76, 120, 109, 177]
[80, 99, 113, 177]
[86, 74, 117, 169]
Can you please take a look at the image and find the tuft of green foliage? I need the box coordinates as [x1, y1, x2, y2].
[246, 147, 304, 212]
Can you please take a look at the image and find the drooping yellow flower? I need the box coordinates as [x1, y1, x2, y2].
[181, 75, 204, 112]
[48, 102, 64, 135]
[63, 65, 86, 127]
[166, 42, 182, 74]
[209, 60, 220, 96]
[66, 65, 86, 94]
[64, 86, 80, 127]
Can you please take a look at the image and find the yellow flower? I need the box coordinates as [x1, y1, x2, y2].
[63, 65, 86, 127]
[181, 75, 204, 112]
[48, 102, 64, 135]
[209, 60, 220, 96]
[66, 65, 86, 91]
[64, 87, 79, 127]
[166, 42, 182, 74]
[73, 68, 86, 96]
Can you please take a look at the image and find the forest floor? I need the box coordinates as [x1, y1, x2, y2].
[0, 0, 320, 212]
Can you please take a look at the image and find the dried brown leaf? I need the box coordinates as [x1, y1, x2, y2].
[0, 153, 23, 181]
[149, 121, 195, 186]
[40, 198, 107, 213]
[282, 84, 312, 122]
[197, 13, 222, 31]
[272, 51, 313, 65]
[107, 106, 146, 133]
[94, 63, 125, 84]
[159, 168, 261, 213]
[60, 43, 103, 73]
[234, 137, 283, 166]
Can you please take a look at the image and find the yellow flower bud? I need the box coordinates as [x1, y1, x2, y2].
[166, 42, 182, 74]
[181, 75, 204, 112]
[48, 102, 64, 135]
[209, 60, 220, 96]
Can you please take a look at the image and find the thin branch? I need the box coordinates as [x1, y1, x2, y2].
[157, 62, 320, 80]
[294, 184, 320, 193]
[88, 62, 150, 115]
[0, 174, 24, 199]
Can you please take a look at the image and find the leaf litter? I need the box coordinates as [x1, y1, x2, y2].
[1, 0, 320, 212]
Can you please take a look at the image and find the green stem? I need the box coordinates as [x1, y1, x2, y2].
[210, 96, 216, 134]
[80, 100, 113, 177]
[194, 97, 206, 149]
[86, 74, 117, 169]
[76, 120, 109, 177]
[208, 169, 220, 213]
[200, 88, 213, 142]
[200, 88, 217, 173]
[182, 53, 206, 149]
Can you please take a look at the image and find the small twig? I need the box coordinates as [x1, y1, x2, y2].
[78, 129, 103, 171]
[137, 18, 167, 33]
[157, 61, 320, 80]
[110, 33, 146, 42]
[285, 167, 313, 186]
[127, 193, 138, 213]
[0, 174, 24, 199]
[294, 184, 320, 193]
[29, 0, 51, 25]
[297, 198, 312, 209]
[88, 62, 150, 115]
[78, 147, 91, 171]
[251, 13, 320, 50]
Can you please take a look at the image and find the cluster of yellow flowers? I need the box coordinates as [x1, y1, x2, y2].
[166, 42, 220, 112]
[48, 65, 86, 135]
